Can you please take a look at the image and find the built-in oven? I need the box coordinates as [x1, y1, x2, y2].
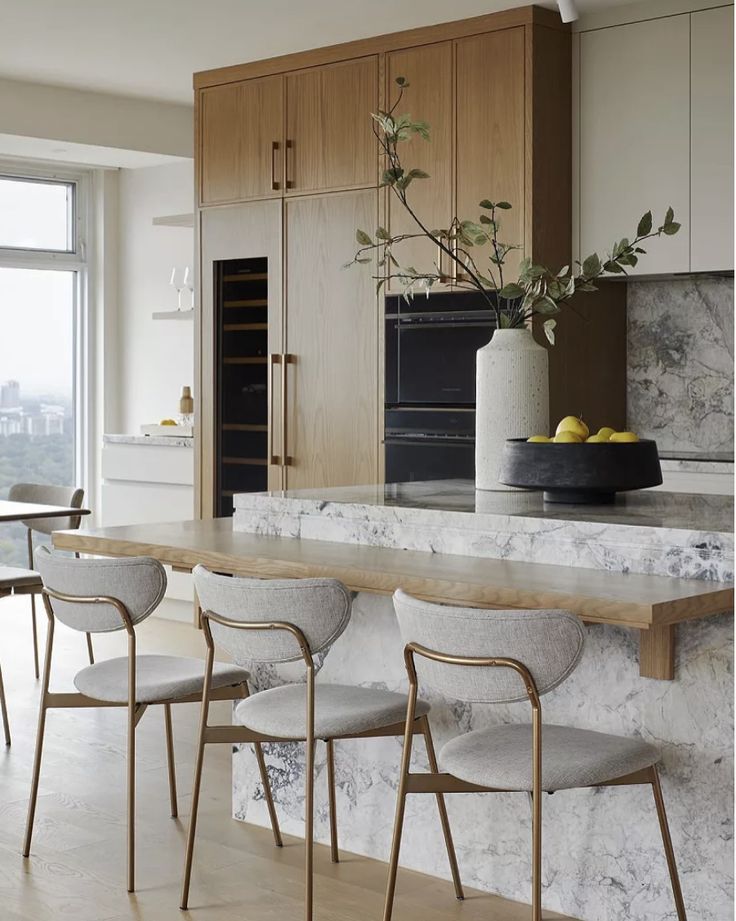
[385, 291, 495, 406]
[385, 409, 475, 482]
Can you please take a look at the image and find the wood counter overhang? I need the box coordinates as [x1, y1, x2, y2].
[52, 517, 733, 680]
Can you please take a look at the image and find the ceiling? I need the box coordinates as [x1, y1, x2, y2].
[2, 0, 621, 105]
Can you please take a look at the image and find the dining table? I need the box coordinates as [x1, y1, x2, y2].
[0, 500, 91, 524]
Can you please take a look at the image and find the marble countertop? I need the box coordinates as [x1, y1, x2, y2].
[233, 479, 733, 582]
[103, 433, 193, 448]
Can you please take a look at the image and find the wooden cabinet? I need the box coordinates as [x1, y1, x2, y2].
[387, 43, 453, 286]
[284, 191, 378, 489]
[198, 201, 284, 516]
[456, 28, 526, 280]
[199, 76, 283, 205]
[286, 57, 378, 194]
[579, 16, 690, 275]
[691, 5, 734, 272]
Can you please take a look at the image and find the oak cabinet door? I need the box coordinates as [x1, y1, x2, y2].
[284, 191, 378, 489]
[387, 42, 453, 291]
[579, 17, 690, 274]
[691, 6, 734, 272]
[456, 28, 526, 281]
[285, 57, 378, 194]
[200, 76, 284, 205]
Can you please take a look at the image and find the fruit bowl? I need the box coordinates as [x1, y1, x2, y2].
[498, 437, 663, 504]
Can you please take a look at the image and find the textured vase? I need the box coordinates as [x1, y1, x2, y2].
[475, 328, 549, 491]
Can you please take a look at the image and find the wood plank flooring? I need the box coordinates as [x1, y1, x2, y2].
[0, 596, 574, 921]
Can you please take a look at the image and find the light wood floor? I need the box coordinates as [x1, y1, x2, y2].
[0, 596, 574, 921]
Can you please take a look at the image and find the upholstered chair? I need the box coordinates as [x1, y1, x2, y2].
[0, 483, 91, 676]
[23, 548, 280, 893]
[0, 649, 9, 746]
[384, 589, 687, 921]
[181, 566, 463, 921]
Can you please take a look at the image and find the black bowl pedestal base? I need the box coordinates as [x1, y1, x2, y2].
[543, 489, 616, 504]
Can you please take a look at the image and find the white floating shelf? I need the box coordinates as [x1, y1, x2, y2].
[152, 309, 194, 320]
[152, 213, 194, 228]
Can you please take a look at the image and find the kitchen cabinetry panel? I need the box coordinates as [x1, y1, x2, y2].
[691, 5, 734, 272]
[456, 27, 526, 280]
[285, 191, 378, 489]
[200, 76, 283, 205]
[387, 42, 453, 289]
[579, 16, 690, 274]
[286, 57, 378, 194]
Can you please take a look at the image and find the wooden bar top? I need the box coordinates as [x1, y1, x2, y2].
[52, 518, 733, 680]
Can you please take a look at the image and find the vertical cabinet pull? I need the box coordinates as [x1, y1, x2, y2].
[285, 139, 295, 190]
[270, 141, 281, 191]
[281, 354, 294, 466]
[267, 353, 282, 465]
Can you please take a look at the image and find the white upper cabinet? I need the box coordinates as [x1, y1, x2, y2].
[579, 16, 690, 275]
[690, 5, 734, 272]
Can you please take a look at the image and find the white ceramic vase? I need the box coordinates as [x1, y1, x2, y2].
[475, 328, 549, 491]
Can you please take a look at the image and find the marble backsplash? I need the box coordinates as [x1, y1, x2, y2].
[627, 276, 734, 454]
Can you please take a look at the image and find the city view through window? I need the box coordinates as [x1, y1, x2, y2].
[0, 267, 76, 566]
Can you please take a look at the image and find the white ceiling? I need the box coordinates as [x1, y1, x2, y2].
[1, 0, 621, 105]
[0, 134, 188, 169]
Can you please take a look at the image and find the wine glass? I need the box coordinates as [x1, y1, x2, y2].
[169, 267, 184, 311]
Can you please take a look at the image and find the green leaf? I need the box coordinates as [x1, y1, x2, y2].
[663, 221, 681, 235]
[479, 199, 495, 210]
[496, 201, 512, 210]
[356, 229, 373, 246]
[534, 295, 559, 315]
[375, 226, 390, 241]
[407, 168, 430, 179]
[479, 214, 492, 225]
[603, 260, 626, 274]
[500, 283, 524, 299]
[395, 76, 409, 87]
[557, 265, 570, 277]
[665, 206, 674, 226]
[637, 211, 652, 237]
[582, 253, 602, 277]
[543, 318, 556, 345]
[355, 257, 371, 264]
[376, 278, 386, 294]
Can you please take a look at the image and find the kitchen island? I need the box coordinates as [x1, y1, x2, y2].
[54, 482, 733, 921]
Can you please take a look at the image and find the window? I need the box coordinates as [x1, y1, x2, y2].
[0, 166, 88, 567]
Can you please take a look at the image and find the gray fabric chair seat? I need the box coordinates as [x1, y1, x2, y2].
[0, 566, 42, 591]
[235, 683, 430, 740]
[74, 655, 249, 703]
[439, 723, 660, 792]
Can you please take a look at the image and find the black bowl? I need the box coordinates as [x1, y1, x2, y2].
[498, 437, 662, 504]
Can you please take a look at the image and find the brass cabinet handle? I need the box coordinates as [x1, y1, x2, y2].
[270, 141, 281, 191]
[285, 139, 295, 190]
[267, 353, 282, 465]
[281, 353, 294, 466]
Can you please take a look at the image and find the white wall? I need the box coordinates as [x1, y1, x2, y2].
[114, 160, 195, 433]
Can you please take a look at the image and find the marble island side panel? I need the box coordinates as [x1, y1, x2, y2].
[231, 482, 733, 920]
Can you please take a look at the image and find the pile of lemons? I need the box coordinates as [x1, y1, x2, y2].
[527, 416, 640, 444]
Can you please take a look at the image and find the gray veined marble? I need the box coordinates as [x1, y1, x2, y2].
[230, 482, 733, 921]
[103, 433, 194, 448]
[628, 276, 734, 455]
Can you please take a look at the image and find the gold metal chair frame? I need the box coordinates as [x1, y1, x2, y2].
[180, 610, 464, 921]
[22, 587, 280, 893]
[382, 642, 688, 921]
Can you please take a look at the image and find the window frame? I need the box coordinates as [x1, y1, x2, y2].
[0, 160, 91, 494]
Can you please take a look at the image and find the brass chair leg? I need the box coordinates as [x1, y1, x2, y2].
[86, 632, 95, 665]
[164, 703, 178, 818]
[531, 790, 542, 921]
[23, 612, 54, 857]
[253, 741, 283, 848]
[304, 738, 316, 921]
[326, 738, 339, 863]
[382, 720, 416, 921]
[126, 645, 138, 893]
[30, 594, 40, 680]
[419, 715, 463, 899]
[651, 766, 687, 920]
[0, 662, 10, 747]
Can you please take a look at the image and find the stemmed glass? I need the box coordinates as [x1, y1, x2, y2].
[169, 267, 185, 311]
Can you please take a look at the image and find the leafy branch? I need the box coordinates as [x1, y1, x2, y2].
[345, 77, 681, 343]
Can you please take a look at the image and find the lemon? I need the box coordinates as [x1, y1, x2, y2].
[586, 434, 609, 443]
[553, 431, 583, 443]
[527, 435, 552, 443]
[597, 426, 616, 440]
[160, 419, 178, 426]
[555, 415, 589, 440]
[610, 431, 639, 443]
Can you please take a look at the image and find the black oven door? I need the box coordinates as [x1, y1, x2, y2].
[386, 313, 493, 405]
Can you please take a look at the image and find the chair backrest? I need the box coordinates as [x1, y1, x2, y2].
[34, 547, 166, 634]
[193, 565, 352, 664]
[9, 483, 84, 535]
[393, 589, 585, 705]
